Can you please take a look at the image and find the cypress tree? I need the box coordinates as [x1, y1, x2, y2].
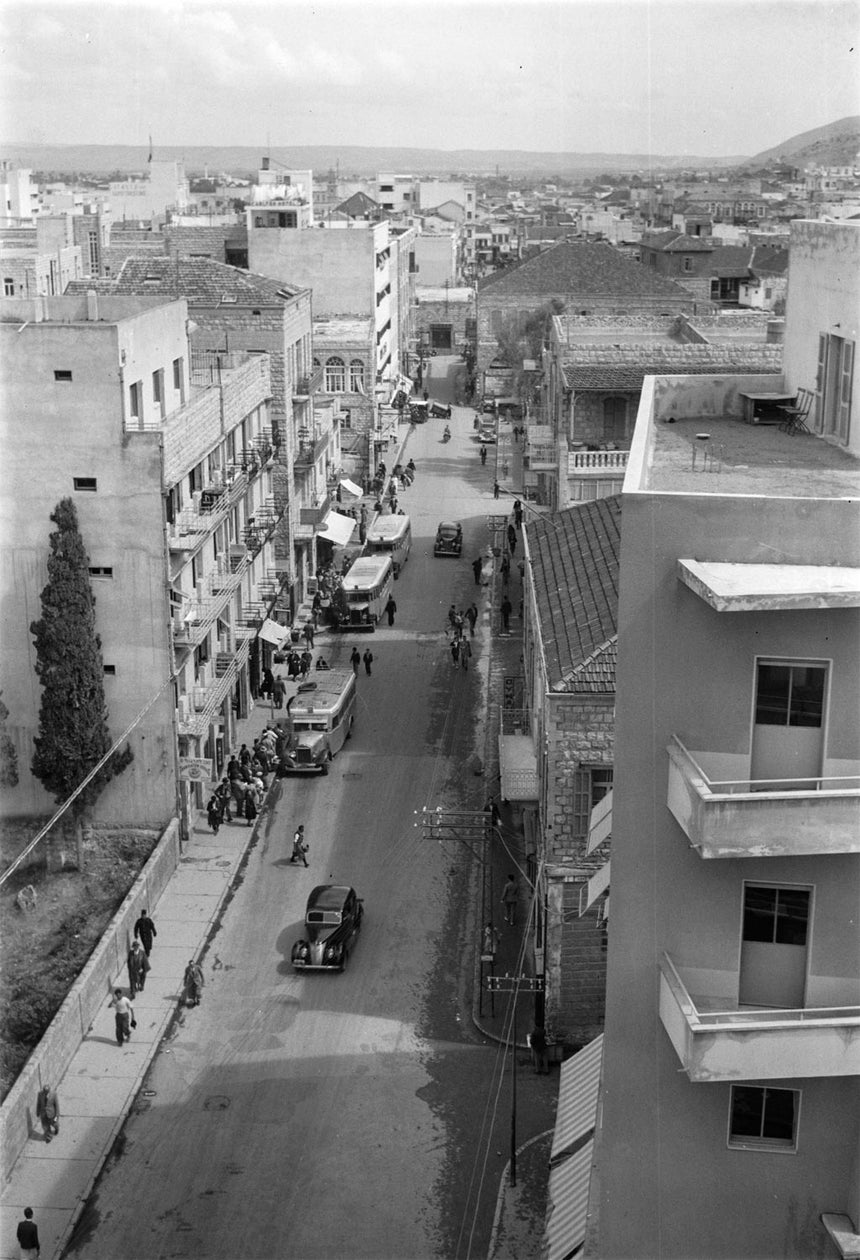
[30, 498, 133, 865]
[0, 693, 18, 787]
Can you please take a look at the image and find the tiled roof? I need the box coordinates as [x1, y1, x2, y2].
[478, 241, 692, 301]
[749, 245, 789, 277]
[563, 362, 775, 390]
[336, 191, 379, 216]
[707, 245, 754, 278]
[526, 497, 620, 691]
[77, 257, 304, 305]
[640, 231, 713, 252]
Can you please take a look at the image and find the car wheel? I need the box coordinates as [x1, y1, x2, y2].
[320, 757, 329, 776]
[340, 946, 349, 973]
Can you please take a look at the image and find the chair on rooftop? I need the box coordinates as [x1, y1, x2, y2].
[778, 387, 814, 435]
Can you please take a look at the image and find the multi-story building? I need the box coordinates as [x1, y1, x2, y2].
[587, 220, 860, 1260]
[108, 158, 189, 223]
[0, 293, 287, 833]
[1, 215, 84, 298]
[0, 161, 39, 225]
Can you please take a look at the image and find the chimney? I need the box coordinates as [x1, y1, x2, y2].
[86, 289, 99, 321]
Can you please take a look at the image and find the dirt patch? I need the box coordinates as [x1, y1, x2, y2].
[0, 827, 159, 1101]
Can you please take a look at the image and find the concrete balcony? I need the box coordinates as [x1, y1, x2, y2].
[293, 493, 332, 539]
[294, 430, 330, 469]
[667, 736, 860, 858]
[177, 637, 251, 737]
[659, 953, 860, 1081]
[293, 365, 324, 399]
[525, 443, 557, 470]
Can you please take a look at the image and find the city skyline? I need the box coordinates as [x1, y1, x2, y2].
[1, 0, 858, 159]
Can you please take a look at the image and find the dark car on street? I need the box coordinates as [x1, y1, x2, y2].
[434, 521, 463, 557]
[291, 885, 364, 972]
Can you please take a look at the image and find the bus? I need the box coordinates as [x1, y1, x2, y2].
[336, 555, 393, 631]
[279, 672, 356, 774]
[365, 514, 411, 577]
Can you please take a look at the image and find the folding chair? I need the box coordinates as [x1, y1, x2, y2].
[778, 388, 814, 435]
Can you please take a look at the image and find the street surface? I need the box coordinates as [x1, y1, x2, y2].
[63, 358, 555, 1260]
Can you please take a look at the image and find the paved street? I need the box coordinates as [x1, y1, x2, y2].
[59, 362, 556, 1260]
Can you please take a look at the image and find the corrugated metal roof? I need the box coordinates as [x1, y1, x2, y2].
[551, 1035, 604, 1160]
[527, 499, 620, 692]
[545, 1140, 595, 1260]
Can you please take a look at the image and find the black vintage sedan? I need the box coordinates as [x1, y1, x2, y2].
[291, 885, 364, 972]
[434, 521, 463, 557]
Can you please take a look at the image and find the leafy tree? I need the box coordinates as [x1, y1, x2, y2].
[30, 499, 133, 866]
[0, 693, 18, 787]
[494, 300, 566, 402]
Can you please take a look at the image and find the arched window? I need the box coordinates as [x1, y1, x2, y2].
[349, 359, 365, 392]
[325, 357, 345, 392]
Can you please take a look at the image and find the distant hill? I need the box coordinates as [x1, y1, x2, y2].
[749, 116, 860, 168]
[0, 142, 747, 179]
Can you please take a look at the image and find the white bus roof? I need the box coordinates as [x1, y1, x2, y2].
[366, 515, 410, 543]
[288, 671, 355, 714]
[342, 555, 392, 589]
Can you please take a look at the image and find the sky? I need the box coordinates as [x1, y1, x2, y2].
[1, 0, 858, 157]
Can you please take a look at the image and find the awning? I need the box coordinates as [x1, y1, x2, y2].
[578, 860, 610, 917]
[339, 478, 364, 499]
[586, 790, 612, 855]
[678, 560, 860, 612]
[545, 1140, 595, 1260]
[258, 618, 290, 647]
[318, 511, 356, 547]
[551, 1034, 603, 1160]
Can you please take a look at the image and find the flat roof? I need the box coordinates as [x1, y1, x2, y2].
[678, 560, 860, 611]
[642, 415, 860, 499]
[313, 316, 374, 343]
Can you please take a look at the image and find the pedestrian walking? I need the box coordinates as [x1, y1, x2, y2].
[472, 556, 483, 585]
[482, 923, 500, 958]
[529, 1024, 551, 1074]
[215, 778, 233, 823]
[133, 909, 157, 957]
[110, 988, 135, 1045]
[507, 523, 517, 555]
[480, 445, 487, 465]
[273, 675, 286, 709]
[500, 553, 510, 586]
[500, 595, 512, 632]
[450, 638, 460, 666]
[350, 647, 361, 675]
[300, 649, 313, 679]
[303, 622, 315, 649]
[183, 959, 205, 1007]
[291, 824, 309, 867]
[243, 785, 258, 826]
[493, 481, 500, 499]
[16, 1208, 40, 1260]
[513, 499, 523, 529]
[36, 1083, 59, 1143]
[460, 638, 472, 671]
[127, 939, 150, 994]
[465, 603, 478, 635]
[363, 649, 374, 675]
[206, 794, 222, 834]
[501, 873, 518, 926]
[384, 595, 397, 626]
[260, 667, 274, 699]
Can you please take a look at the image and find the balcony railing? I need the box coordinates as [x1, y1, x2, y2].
[294, 430, 329, 468]
[298, 493, 332, 529]
[166, 470, 249, 552]
[568, 449, 630, 475]
[294, 365, 324, 397]
[667, 736, 860, 858]
[177, 637, 252, 737]
[659, 953, 860, 1081]
[525, 443, 557, 468]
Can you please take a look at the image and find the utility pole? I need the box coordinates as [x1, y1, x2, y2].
[487, 974, 544, 1186]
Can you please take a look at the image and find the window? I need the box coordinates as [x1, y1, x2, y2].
[54, 369, 73, 382]
[173, 357, 184, 400]
[325, 357, 346, 392]
[129, 380, 143, 422]
[350, 359, 365, 392]
[682, 256, 693, 272]
[755, 662, 825, 728]
[73, 477, 98, 492]
[152, 368, 165, 416]
[3, 278, 13, 296]
[103, 665, 116, 676]
[743, 885, 809, 946]
[88, 566, 114, 578]
[728, 1086, 799, 1151]
[573, 767, 614, 837]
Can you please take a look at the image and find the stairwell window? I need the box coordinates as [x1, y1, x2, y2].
[73, 477, 98, 492]
[89, 566, 114, 578]
[54, 369, 73, 382]
[728, 1086, 799, 1152]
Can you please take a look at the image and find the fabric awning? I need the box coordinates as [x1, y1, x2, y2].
[339, 478, 364, 499]
[678, 559, 860, 612]
[258, 618, 290, 647]
[318, 511, 356, 547]
[551, 1034, 603, 1161]
[545, 1140, 595, 1260]
[578, 861, 610, 917]
[586, 790, 612, 855]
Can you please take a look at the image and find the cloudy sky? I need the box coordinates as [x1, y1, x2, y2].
[1, 0, 858, 157]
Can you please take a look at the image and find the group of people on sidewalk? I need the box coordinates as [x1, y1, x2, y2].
[447, 602, 479, 670]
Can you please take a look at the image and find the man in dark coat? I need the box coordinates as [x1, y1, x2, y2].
[363, 649, 374, 675]
[384, 596, 397, 626]
[133, 909, 157, 957]
[127, 939, 150, 994]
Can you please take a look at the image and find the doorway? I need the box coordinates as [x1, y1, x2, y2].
[750, 660, 827, 789]
[739, 884, 810, 1008]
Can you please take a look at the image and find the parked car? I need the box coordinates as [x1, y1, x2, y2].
[291, 885, 364, 972]
[429, 402, 452, 419]
[434, 521, 463, 557]
[409, 401, 430, 423]
[481, 398, 497, 414]
[479, 426, 497, 445]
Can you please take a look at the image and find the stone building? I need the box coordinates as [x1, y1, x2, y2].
[511, 497, 621, 1043]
